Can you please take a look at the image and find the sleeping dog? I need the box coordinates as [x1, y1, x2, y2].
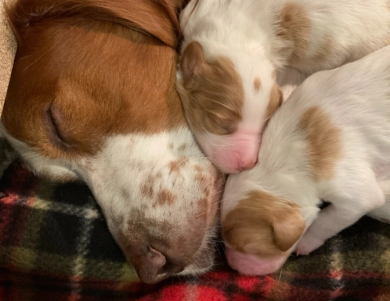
[177, 0, 390, 173]
[0, 0, 224, 284]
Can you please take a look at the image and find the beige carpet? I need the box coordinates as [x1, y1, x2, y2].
[0, 0, 16, 117]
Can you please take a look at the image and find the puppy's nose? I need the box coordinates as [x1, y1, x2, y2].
[135, 246, 185, 284]
[238, 158, 257, 171]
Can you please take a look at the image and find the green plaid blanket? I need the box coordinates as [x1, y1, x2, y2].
[1, 153, 390, 300]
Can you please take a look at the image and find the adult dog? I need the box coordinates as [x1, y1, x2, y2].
[0, 0, 224, 284]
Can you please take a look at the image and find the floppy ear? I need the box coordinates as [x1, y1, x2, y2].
[222, 190, 305, 256]
[271, 203, 306, 251]
[266, 84, 284, 120]
[180, 41, 205, 81]
[5, 0, 179, 47]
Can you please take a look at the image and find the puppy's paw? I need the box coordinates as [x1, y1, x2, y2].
[295, 233, 325, 256]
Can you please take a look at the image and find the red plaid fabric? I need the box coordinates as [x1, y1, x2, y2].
[1, 160, 390, 301]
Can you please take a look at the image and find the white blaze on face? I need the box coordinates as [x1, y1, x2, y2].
[1, 124, 224, 280]
[186, 50, 282, 174]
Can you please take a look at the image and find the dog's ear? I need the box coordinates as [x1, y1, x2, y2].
[271, 202, 306, 251]
[180, 41, 205, 81]
[5, 0, 179, 47]
[266, 84, 284, 121]
[222, 190, 305, 256]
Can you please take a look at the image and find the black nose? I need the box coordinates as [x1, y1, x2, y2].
[135, 246, 185, 284]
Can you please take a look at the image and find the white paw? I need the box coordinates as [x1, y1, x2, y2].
[295, 232, 325, 256]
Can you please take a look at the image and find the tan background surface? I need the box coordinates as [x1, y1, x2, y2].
[0, 0, 16, 117]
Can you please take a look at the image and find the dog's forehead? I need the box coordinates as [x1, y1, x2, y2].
[2, 16, 186, 161]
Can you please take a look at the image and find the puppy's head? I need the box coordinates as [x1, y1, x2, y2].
[1, 0, 224, 284]
[221, 190, 305, 275]
[177, 41, 283, 174]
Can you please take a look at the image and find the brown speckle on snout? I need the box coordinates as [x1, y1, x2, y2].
[168, 158, 188, 174]
[114, 207, 214, 284]
[154, 189, 176, 207]
[254, 77, 261, 92]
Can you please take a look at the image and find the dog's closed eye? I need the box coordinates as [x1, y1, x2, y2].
[45, 103, 73, 149]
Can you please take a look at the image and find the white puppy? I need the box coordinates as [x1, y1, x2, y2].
[220, 46, 390, 276]
[177, 0, 390, 173]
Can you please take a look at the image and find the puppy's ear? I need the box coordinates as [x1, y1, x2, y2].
[271, 203, 305, 251]
[266, 84, 284, 120]
[180, 41, 205, 81]
[222, 190, 305, 256]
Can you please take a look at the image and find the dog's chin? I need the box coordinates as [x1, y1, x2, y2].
[178, 230, 217, 277]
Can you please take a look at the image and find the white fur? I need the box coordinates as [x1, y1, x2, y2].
[0, 124, 222, 279]
[221, 46, 390, 274]
[178, 0, 390, 173]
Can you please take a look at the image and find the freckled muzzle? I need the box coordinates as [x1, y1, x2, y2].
[120, 220, 219, 284]
[110, 163, 225, 284]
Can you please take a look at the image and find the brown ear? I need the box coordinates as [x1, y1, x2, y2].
[271, 203, 306, 251]
[6, 0, 179, 47]
[180, 41, 205, 81]
[265, 85, 284, 120]
[222, 190, 305, 256]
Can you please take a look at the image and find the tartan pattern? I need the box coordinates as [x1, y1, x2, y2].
[1, 159, 390, 300]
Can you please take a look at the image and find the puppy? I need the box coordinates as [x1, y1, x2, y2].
[176, 0, 390, 173]
[220, 46, 390, 275]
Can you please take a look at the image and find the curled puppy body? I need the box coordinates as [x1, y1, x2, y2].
[220, 46, 390, 275]
[177, 0, 390, 173]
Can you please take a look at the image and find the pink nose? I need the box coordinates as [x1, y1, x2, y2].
[225, 246, 286, 276]
[238, 157, 258, 171]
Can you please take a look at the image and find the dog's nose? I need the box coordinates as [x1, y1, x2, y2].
[135, 246, 185, 284]
[238, 157, 257, 171]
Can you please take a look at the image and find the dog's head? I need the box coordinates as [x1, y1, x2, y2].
[1, 0, 224, 284]
[221, 189, 305, 275]
[176, 41, 283, 174]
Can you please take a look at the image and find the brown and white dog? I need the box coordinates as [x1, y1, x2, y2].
[220, 46, 390, 275]
[177, 0, 390, 174]
[0, 0, 224, 284]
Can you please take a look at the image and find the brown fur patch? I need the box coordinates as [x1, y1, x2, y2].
[169, 160, 181, 173]
[265, 85, 283, 121]
[195, 171, 211, 195]
[275, 3, 311, 64]
[169, 158, 188, 173]
[141, 174, 157, 198]
[2, 0, 186, 160]
[178, 143, 187, 152]
[155, 189, 176, 207]
[312, 35, 334, 62]
[254, 77, 261, 92]
[222, 190, 305, 257]
[141, 183, 154, 199]
[178, 55, 244, 135]
[298, 106, 342, 180]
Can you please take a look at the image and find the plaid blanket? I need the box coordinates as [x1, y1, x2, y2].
[1, 155, 390, 301]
